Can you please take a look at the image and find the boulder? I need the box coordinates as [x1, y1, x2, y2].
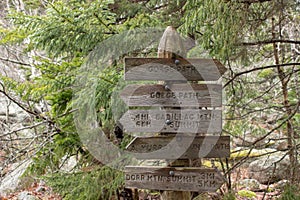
[248, 152, 289, 184]
[60, 155, 79, 172]
[270, 180, 289, 190]
[17, 191, 37, 200]
[0, 160, 31, 195]
[237, 179, 261, 191]
[233, 131, 284, 149]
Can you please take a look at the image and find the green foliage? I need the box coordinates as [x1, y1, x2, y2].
[182, 0, 245, 60]
[23, 0, 45, 10]
[237, 190, 257, 199]
[0, 27, 27, 44]
[95, 66, 124, 130]
[223, 192, 236, 200]
[9, 1, 116, 56]
[258, 69, 275, 79]
[278, 184, 300, 200]
[44, 166, 124, 200]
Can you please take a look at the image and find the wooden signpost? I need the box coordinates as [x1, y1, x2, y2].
[120, 109, 222, 133]
[126, 135, 230, 159]
[124, 57, 227, 81]
[120, 83, 222, 107]
[120, 26, 228, 199]
[125, 166, 225, 192]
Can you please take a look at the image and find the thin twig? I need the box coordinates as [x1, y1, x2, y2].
[224, 63, 300, 88]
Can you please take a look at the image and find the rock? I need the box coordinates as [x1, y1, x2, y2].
[237, 179, 261, 191]
[17, 191, 37, 200]
[0, 160, 31, 195]
[276, 141, 288, 151]
[35, 186, 46, 193]
[35, 180, 46, 193]
[233, 131, 284, 149]
[234, 134, 264, 147]
[271, 180, 289, 190]
[60, 155, 78, 172]
[248, 152, 289, 184]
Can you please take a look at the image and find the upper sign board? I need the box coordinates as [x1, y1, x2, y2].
[124, 58, 227, 81]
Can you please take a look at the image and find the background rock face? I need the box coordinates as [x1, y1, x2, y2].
[248, 152, 290, 184]
[0, 160, 31, 195]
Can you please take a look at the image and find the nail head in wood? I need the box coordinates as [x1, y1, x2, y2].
[165, 119, 172, 125]
[169, 170, 175, 176]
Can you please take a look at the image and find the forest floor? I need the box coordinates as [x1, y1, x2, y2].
[2, 183, 62, 200]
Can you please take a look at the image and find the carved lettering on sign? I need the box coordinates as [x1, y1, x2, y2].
[149, 91, 211, 100]
[120, 110, 222, 133]
[125, 166, 224, 192]
[125, 174, 198, 183]
[147, 64, 198, 74]
[126, 136, 230, 159]
[120, 84, 222, 107]
[124, 58, 227, 81]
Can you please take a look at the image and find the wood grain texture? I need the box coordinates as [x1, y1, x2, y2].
[120, 83, 222, 107]
[120, 109, 222, 134]
[125, 166, 224, 192]
[124, 57, 227, 81]
[126, 135, 230, 159]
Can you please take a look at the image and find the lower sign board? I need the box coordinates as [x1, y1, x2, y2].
[126, 135, 230, 159]
[120, 109, 221, 133]
[125, 166, 224, 192]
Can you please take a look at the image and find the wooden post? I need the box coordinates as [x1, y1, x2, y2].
[158, 26, 191, 200]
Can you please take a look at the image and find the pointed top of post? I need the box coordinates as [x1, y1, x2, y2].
[158, 26, 186, 58]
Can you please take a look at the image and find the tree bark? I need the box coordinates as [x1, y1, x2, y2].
[272, 17, 297, 183]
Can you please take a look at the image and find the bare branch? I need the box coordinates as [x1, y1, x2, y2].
[0, 56, 31, 66]
[234, 0, 272, 3]
[0, 84, 62, 133]
[0, 121, 46, 138]
[241, 39, 300, 46]
[224, 63, 300, 88]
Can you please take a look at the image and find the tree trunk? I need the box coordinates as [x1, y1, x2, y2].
[272, 17, 297, 183]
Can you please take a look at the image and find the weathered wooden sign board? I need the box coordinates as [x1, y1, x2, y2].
[126, 135, 230, 159]
[120, 109, 222, 133]
[124, 58, 227, 81]
[120, 84, 222, 107]
[125, 166, 225, 192]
